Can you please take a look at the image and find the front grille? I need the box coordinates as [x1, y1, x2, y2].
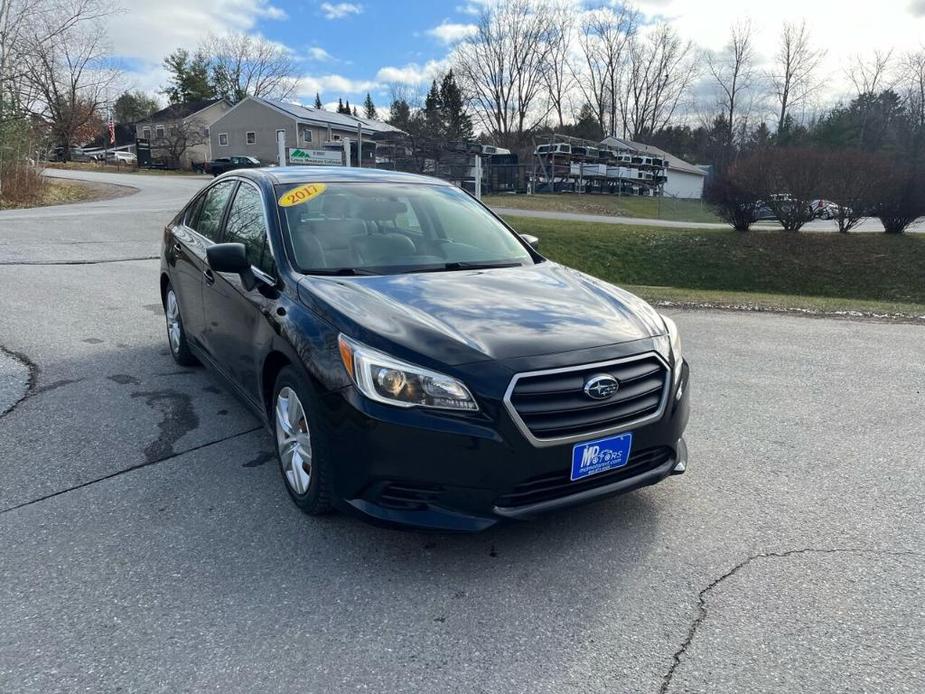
[495, 446, 672, 508]
[507, 355, 668, 440]
[377, 482, 444, 510]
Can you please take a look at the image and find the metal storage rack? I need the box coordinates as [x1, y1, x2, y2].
[532, 134, 667, 196]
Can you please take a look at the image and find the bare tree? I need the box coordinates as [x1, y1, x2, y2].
[572, 4, 637, 138]
[620, 23, 695, 140]
[152, 117, 207, 168]
[21, 5, 117, 156]
[454, 0, 554, 147]
[769, 21, 824, 132]
[543, 1, 574, 129]
[1, 0, 110, 120]
[204, 33, 297, 103]
[900, 48, 925, 131]
[846, 49, 894, 96]
[706, 20, 755, 146]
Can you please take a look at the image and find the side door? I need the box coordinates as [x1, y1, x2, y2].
[169, 180, 236, 343]
[201, 179, 278, 400]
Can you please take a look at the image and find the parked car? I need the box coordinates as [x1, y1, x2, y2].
[159, 167, 690, 531]
[811, 199, 851, 220]
[48, 146, 91, 163]
[107, 151, 137, 164]
[206, 155, 261, 176]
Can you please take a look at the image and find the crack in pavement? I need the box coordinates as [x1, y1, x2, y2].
[0, 346, 37, 418]
[658, 547, 922, 694]
[0, 426, 263, 515]
[0, 256, 157, 266]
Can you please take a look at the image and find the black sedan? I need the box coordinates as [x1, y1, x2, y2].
[205, 155, 261, 176]
[159, 167, 690, 531]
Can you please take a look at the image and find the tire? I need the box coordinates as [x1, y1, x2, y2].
[272, 366, 333, 515]
[163, 282, 198, 366]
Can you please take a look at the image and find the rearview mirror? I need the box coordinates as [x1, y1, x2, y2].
[520, 234, 539, 250]
[207, 243, 249, 274]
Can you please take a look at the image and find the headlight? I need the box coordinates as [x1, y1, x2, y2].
[660, 315, 683, 385]
[338, 335, 479, 412]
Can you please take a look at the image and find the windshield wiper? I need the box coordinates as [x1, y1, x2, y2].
[397, 261, 525, 274]
[305, 267, 379, 276]
[443, 261, 525, 271]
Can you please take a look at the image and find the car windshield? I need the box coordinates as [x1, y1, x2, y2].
[275, 181, 535, 275]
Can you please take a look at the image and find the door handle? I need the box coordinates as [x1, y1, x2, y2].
[173, 242, 183, 254]
[203, 268, 215, 285]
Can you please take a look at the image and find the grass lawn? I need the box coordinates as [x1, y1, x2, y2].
[502, 215, 925, 318]
[484, 193, 722, 223]
[0, 178, 130, 210]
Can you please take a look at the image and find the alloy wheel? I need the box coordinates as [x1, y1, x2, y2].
[275, 386, 313, 495]
[165, 290, 181, 354]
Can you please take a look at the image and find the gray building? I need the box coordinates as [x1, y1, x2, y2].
[136, 99, 231, 169]
[208, 96, 403, 165]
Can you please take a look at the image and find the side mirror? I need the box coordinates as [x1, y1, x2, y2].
[207, 243, 249, 273]
[520, 233, 540, 250]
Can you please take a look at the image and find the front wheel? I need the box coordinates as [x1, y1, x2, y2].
[164, 283, 197, 366]
[273, 367, 333, 515]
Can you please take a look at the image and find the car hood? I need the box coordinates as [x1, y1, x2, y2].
[297, 262, 665, 365]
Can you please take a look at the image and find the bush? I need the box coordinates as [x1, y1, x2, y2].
[816, 150, 888, 233]
[873, 166, 925, 234]
[0, 160, 45, 207]
[704, 172, 760, 231]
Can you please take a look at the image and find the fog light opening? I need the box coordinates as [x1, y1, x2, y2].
[672, 437, 688, 475]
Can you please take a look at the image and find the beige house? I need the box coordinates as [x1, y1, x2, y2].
[136, 99, 231, 169]
[208, 96, 402, 165]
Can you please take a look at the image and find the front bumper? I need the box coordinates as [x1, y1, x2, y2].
[318, 360, 690, 531]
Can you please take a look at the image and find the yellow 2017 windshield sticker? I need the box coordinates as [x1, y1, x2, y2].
[278, 182, 327, 207]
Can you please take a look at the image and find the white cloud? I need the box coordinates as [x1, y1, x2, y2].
[635, 0, 925, 101]
[297, 74, 379, 97]
[320, 2, 363, 19]
[455, 1, 489, 15]
[107, 1, 286, 62]
[307, 46, 335, 62]
[426, 21, 477, 44]
[376, 59, 449, 86]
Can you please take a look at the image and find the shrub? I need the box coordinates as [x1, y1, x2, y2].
[704, 171, 760, 231]
[873, 166, 925, 234]
[0, 160, 45, 207]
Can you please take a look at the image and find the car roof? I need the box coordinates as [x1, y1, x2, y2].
[236, 166, 453, 187]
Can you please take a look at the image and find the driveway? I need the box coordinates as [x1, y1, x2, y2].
[0, 171, 922, 693]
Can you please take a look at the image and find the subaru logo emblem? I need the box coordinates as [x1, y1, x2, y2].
[584, 374, 619, 400]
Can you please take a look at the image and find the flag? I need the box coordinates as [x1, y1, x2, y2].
[107, 113, 115, 145]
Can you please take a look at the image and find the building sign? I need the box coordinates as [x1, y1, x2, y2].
[288, 148, 343, 166]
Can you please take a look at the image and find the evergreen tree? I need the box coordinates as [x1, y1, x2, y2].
[569, 103, 603, 141]
[363, 93, 376, 120]
[344, 99, 352, 115]
[438, 71, 473, 141]
[423, 80, 443, 139]
[387, 99, 412, 132]
[352, 106, 358, 117]
[336, 98, 345, 114]
[314, 93, 323, 109]
[112, 90, 160, 123]
[162, 49, 215, 104]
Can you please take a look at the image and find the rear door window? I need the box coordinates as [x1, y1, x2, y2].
[193, 181, 236, 241]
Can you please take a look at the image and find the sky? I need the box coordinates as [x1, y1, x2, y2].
[107, 0, 925, 116]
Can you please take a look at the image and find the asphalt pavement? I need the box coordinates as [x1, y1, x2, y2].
[0, 170, 922, 693]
